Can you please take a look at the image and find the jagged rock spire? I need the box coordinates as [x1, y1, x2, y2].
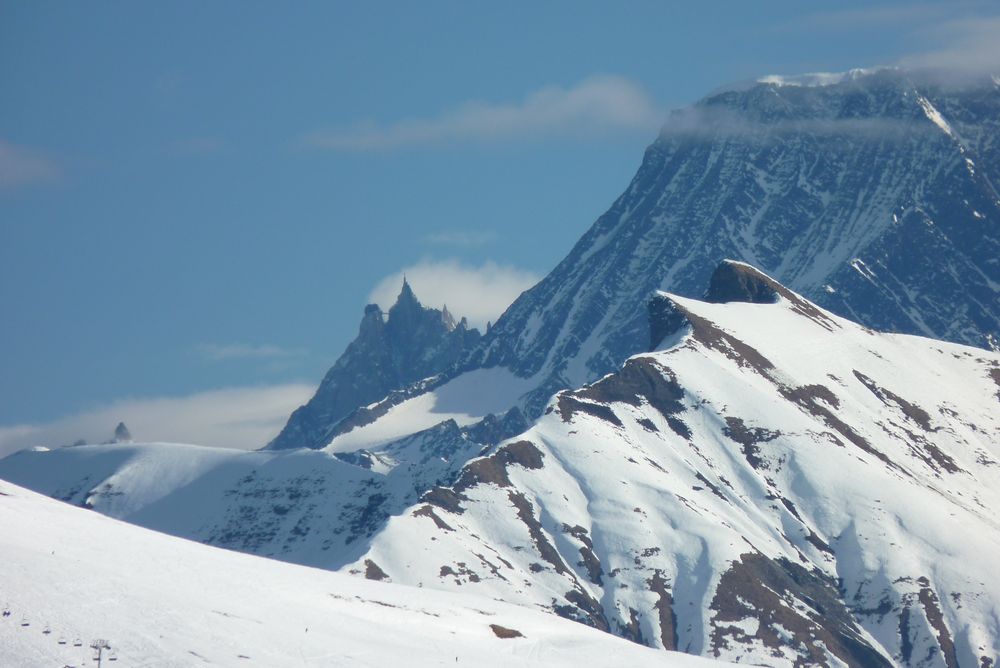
[396, 276, 418, 306]
[267, 277, 483, 450]
[441, 304, 457, 331]
[113, 422, 132, 443]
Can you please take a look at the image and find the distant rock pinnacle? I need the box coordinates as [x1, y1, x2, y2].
[113, 422, 132, 443]
[266, 281, 482, 450]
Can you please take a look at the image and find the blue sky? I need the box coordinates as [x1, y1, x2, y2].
[2, 1, 998, 451]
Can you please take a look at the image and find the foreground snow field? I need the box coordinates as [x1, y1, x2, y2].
[0, 480, 733, 667]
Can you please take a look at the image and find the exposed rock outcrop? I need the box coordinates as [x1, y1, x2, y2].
[267, 280, 481, 450]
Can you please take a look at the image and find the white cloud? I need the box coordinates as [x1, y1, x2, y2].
[0, 139, 58, 189]
[197, 343, 304, 361]
[305, 75, 661, 150]
[0, 383, 314, 458]
[368, 259, 540, 330]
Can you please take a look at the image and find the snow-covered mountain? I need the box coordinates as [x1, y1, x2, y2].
[267, 279, 481, 450]
[0, 479, 730, 668]
[267, 68, 999, 455]
[3, 67, 1000, 667]
[471, 67, 999, 417]
[354, 262, 1000, 666]
[4, 262, 999, 666]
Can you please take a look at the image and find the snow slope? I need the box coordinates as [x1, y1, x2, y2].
[325, 366, 535, 453]
[0, 437, 477, 569]
[352, 263, 1000, 667]
[0, 480, 733, 667]
[0, 370, 532, 571]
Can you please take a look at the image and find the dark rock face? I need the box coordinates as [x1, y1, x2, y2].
[704, 261, 780, 304]
[461, 407, 529, 447]
[267, 281, 481, 450]
[710, 553, 893, 668]
[463, 69, 1000, 417]
[648, 294, 690, 349]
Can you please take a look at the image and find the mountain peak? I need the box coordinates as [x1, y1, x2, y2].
[386, 277, 425, 326]
[267, 279, 482, 450]
[704, 260, 780, 305]
[395, 277, 419, 307]
[113, 422, 132, 443]
[441, 304, 456, 331]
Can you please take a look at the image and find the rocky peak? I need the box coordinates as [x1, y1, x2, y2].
[112, 422, 132, 443]
[704, 260, 780, 304]
[359, 304, 385, 337]
[266, 282, 482, 450]
[388, 278, 421, 320]
[441, 304, 457, 331]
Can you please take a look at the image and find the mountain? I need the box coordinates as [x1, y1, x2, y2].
[467, 67, 1000, 417]
[267, 279, 481, 450]
[4, 262, 998, 666]
[3, 66, 1000, 667]
[263, 68, 998, 456]
[0, 369, 529, 569]
[351, 262, 1000, 666]
[0, 479, 731, 668]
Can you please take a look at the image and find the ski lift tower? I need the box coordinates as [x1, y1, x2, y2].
[90, 639, 112, 667]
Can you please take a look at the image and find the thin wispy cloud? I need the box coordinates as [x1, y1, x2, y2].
[0, 383, 315, 457]
[196, 343, 305, 362]
[423, 230, 499, 248]
[778, 3, 1000, 77]
[899, 16, 1000, 75]
[305, 76, 662, 151]
[0, 139, 59, 190]
[659, 105, 931, 141]
[369, 259, 540, 329]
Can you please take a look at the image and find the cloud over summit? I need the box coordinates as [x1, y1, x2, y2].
[306, 76, 661, 150]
